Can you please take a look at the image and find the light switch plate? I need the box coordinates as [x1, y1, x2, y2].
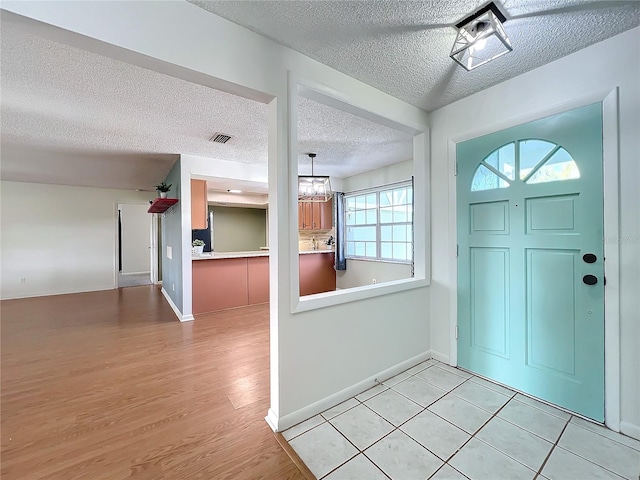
[166, 245, 172, 259]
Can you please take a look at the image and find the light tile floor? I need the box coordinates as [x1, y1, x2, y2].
[284, 360, 640, 480]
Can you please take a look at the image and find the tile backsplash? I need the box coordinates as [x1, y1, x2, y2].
[298, 229, 335, 251]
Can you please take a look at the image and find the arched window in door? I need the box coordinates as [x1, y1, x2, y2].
[471, 139, 580, 191]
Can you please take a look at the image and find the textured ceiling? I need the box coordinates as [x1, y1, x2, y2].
[0, 18, 411, 192]
[297, 96, 412, 177]
[2, 2, 638, 192]
[190, 0, 640, 112]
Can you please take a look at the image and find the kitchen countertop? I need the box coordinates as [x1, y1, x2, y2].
[193, 249, 334, 260]
[192, 251, 268, 261]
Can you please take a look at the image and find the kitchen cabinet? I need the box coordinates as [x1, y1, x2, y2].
[192, 251, 336, 313]
[298, 201, 305, 230]
[192, 255, 270, 314]
[247, 256, 269, 304]
[299, 252, 336, 296]
[303, 202, 315, 230]
[193, 258, 248, 313]
[191, 179, 207, 230]
[298, 199, 332, 230]
[320, 199, 333, 229]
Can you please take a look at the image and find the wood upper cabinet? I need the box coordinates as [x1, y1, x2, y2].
[320, 198, 333, 229]
[298, 199, 332, 230]
[298, 201, 305, 230]
[303, 202, 315, 230]
[191, 179, 207, 230]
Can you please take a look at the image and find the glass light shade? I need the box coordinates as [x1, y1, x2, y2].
[298, 175, 332, 202]
[450, 9, 512, 71]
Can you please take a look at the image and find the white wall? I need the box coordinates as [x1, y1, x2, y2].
[119, 203, 151, 274]
[341, 160, 413, 192]
[211, 206, 266, 252]
[429, 28, 640, 438]
[337, 260, 412, 289]
[1, 181, 154, 299]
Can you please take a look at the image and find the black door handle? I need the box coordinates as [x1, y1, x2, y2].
[583, 253, 597, 263]
[583, 274, 598, 285]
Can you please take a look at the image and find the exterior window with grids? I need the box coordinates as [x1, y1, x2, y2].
[345, 181, 413, 263]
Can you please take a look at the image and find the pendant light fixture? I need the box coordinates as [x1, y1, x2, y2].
[298, 153, 332, 202]
[450, 1, 512, 71]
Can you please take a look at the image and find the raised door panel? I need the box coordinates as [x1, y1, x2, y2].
[320, 199, 333, 229]
[192, 258, 248, 314]
[247, 256, 269, 305]
[526, 249, 578, 376]
[470, 247, 510, 358]
[191, 179, 207, 230]
[299, 253, 336, 296]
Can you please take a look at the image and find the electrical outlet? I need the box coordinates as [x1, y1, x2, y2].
[20, 277, 26, 284]
[166, 246, 172, 259]
[372, 278, 377, 284]
[172, 283, 175, 291]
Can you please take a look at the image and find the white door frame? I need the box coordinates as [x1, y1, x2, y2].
[151, 213, 159, 284]
[114, 203, 158, 287]
[447, 88, 621, 431]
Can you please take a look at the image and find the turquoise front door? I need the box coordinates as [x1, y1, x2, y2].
[457, 103, 605, 421]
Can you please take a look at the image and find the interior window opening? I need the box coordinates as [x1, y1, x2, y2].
[295, 85, 423, 302]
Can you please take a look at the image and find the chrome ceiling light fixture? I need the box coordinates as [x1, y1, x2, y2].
[450, 1, 512, 71]
[298, 153, 332, 202]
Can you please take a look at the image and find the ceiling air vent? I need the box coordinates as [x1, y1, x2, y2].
[209, 132, 233, 144]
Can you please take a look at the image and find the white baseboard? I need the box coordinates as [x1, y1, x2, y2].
[620, 420, 640, 441]
[119, 271, 151, 276]
[1, 285, 113, 301]
[161, 288, 194, 322]
[265, 408, 279, 432]
[429, 349, 450, 364]
[269, 351, 431, 432]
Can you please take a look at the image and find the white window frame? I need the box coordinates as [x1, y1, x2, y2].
[345, 180, 414, 264]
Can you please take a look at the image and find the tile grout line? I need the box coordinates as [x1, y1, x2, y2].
[288, 361, 634, 480]
[321, 364, 466, 479]
[489, 397, 571, 444]
[319, 398, 399, 480]
[427, 463, 471, 480]
[552, 418, 639, 479]
[315, 420, 361, 479]
[425, 384, 570, 478]
[437, 386, 517, 468]
[367, 375, 492, 477]
[569, 416, 640, 453]
[312, 363, 513, 479]
[533, 415, 571, 479]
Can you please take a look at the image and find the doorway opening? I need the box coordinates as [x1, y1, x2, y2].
[117, 203, 155, 288]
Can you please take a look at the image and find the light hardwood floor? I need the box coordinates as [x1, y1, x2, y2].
[1, 286, 305, 480]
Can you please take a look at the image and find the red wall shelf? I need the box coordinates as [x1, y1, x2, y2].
[148, 198, 178, 213]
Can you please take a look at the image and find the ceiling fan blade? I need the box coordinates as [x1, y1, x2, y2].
[509, 1, 640, 20]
